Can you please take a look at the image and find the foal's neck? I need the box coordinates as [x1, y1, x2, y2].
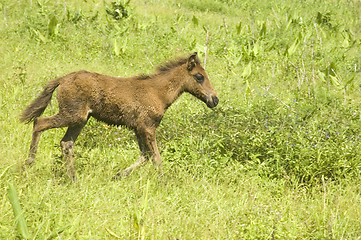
[153, 66, 187, 109]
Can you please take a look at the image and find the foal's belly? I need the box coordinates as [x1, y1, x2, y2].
[89, 103, 138, 127]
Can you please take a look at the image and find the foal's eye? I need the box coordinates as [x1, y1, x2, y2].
[193, 73, 204, 83]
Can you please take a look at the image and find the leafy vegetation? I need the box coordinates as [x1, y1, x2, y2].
[1, 0, 361, 238]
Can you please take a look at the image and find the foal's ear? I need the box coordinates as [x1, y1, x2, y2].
[187, 52, 198, 71]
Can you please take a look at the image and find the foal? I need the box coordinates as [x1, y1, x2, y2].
[21, 52, 219, 181]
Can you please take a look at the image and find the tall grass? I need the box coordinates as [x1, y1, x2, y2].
[1, 0, 361, 238]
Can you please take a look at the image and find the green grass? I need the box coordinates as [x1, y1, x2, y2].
[1, 0, 361, 238]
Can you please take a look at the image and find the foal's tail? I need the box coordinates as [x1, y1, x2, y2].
[20, 78, 61, 123]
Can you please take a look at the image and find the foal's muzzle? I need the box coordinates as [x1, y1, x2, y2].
[206, 95, 219, 108]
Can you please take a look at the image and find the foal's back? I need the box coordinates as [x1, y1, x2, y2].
[57, 70, 162, 127]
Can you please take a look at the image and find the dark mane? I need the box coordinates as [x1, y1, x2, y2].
[156, 57, 188, 73]
[136, 74, 152, 80]
[136, 55, 200, 80]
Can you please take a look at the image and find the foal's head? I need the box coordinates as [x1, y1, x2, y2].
[184, 52, 219, 108]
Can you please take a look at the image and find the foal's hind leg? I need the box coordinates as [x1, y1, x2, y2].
[26, 114, 70, 165]
[26, 123, 42, 165]
[60, 123, 86, 181]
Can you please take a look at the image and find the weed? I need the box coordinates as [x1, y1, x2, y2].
[1, 0, 361, 238]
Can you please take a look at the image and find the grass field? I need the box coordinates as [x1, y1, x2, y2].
[1, 0, 361, 239]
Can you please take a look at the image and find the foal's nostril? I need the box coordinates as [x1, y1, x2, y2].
[212, 96, 219, 107]
[206, 95, 219, 108]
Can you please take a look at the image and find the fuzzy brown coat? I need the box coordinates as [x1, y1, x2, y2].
[21, 53, 219, 180]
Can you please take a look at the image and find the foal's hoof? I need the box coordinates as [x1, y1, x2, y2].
[25, 158, 35, 166]
[22, 158, 34, 173]
[112, 172, 124, 181]
[112, 169, 132, 180]
[67, 170, 78, 182]
[69, 175, 78, 182]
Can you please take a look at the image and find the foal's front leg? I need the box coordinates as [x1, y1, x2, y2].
[115, 127, 162, 178]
